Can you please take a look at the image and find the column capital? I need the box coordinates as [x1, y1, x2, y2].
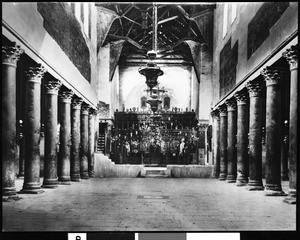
[2, 42, 24, 66]
[225, 98, 237, 111]
[261, 67, 284, 86]
[211, 109, 220, 119]
[25, 64, 46, 84]
[234, 89, 249, 105]
[72, 97, 83, 110]
[81, 103, 90, 115]
[246, 79, 264, 97]
[89, 108, 97, 116]
[283, 45, 298, 70]
[218, 104, 227, 117]
[45, 79, 62, 95]
[60, 88, 74, 103]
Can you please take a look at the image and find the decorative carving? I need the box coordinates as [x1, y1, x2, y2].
[211, 109, 220, 119]
[261, 67, 283, 86]
[225, 98, 237, 111]
[89, 108, 97, 116]
[71, 97, 83, 109]
[246, 79, 264, 97]
[283, 45, 298, 70]
[2, 42, 24, 66]
[234, 89, 249, 105]
[198, 123, 209, 131]
[81, 103, 90, 115]
[218, 104, 227, 116]
[60, 88, 74, 103]
[45, 79, 62, 94]
[25, 64, 46, 83]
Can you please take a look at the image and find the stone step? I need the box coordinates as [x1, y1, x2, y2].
[144, 174, 169, 178]
[145, 170, 166, 175]
[144, 168, 169, 178]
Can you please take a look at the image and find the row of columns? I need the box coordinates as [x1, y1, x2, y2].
[2, 42, 97, 198]
[211, 44, 297, 203]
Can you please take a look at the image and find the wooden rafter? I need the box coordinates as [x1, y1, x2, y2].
[158, 7, 171, 21]
[125, 22, 135, 37]
[158, 15, 179, 25]
[123, 15, 141, 26]
[107, 34, 144, 49]
[121, 5, 134, 17]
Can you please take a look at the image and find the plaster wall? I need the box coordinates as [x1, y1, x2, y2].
[212, 2, 298, 106]
[97, 44, 111, 105]
[2, 2, 98, 107]
[119, 65, 192, 111]
[199, 46, 213, 120]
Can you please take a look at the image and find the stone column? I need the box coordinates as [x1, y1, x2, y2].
[234, 89, 249, 186]
[58, 88, 74, 184]
[88, 108, 96, 177]
[218, 104, 227, 181]
[18, 120, 25, 178]
[80, 103, 90, 179]
[71, 97, 83, 181]
[281, 120, 289, 181]
[2, 43, 24, 198]
[20, 64, 46, 194]
[42, 78, 62, 188]
[283, 45, 298, 204]
[211, 109, 220, 178]
[225, 98, 237, 183]
[246, 79, 264, 190]
[261, 67, 285, 196]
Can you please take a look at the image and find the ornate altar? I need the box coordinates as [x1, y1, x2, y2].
[110, 109, 200, 165]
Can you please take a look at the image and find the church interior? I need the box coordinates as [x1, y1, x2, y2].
[2, 2, 298, 233]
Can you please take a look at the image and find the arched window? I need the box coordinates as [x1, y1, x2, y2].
[141, 97, 147, 108]
[164, 97, 170, 110]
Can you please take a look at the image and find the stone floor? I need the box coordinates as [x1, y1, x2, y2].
[2, 176, 296, 232]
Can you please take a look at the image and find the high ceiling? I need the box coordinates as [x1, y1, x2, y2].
[96, 3, 216, 62]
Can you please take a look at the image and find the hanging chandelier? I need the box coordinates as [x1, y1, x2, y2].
[139, 4, 165, 113]
[138, 54, 164, 89]
[138, 4, 164, 90]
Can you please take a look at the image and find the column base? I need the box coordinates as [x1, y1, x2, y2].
[80, 172, 89, 179]
[246, 180, 264, 191]
[219, 173, 227, 181]
[226, 174, 236, 183]
[42, 179, 59, 188]
[19, 188, 44, 194]
[3, 195, 21, 202]
[283, 189, 297, 204]
[17, 174, 24, 178]
[2, 187, 18, 196]
[236, 176, 248, 186]
[214, 172, 220, 178]
[264, 184, 286, 196]
[58, 176, 71, 182]
[89, 171, 95, 178]
[71, 174, 81, 182]
[59, 181, 71, 185]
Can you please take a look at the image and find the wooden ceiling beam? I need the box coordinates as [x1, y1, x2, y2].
[123, 15, 142, 26]
[107, 34, 144, 49]
[125, 22, 135, 37]
[158, 7, 171, 21]
[175, 5, 193, 20]
[157, 15, 179, 25]
[121, 5, 134, 17]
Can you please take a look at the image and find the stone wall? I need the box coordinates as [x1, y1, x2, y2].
[212, 2, 298, 106]
[37, 2, 91, 82]
[2, 2, 98, 107]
